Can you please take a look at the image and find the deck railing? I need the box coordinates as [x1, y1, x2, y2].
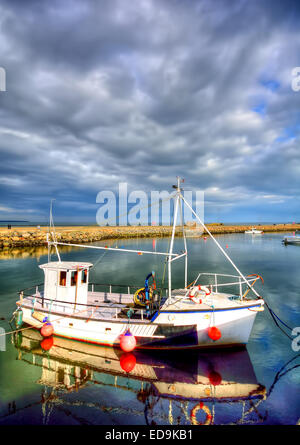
[192, 273, 260, 299]
[18, 273, 260, 307]
[87, 282, 169, 297]
[19, 282, 168, 297]
[18, 282, 163, 320]
[20, 292, 153, 321]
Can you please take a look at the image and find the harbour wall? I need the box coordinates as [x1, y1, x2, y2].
[0, 223, 299, 249]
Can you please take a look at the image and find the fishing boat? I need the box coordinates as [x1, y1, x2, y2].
[14, 178, 265, 350]
[282, 231, 300, 245]
[244, 227, 263, 234]
[12, 329, 266, 425]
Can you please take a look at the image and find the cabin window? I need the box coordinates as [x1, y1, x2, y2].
[57, 368, 64, 384]
[82, 269, 88, 284]
[59, 271, 67, 286]
[71, 271, 78, 286]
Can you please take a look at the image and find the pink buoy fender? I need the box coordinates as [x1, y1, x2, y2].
[41, 322, 54, 338]
[120, 329, 137, 352]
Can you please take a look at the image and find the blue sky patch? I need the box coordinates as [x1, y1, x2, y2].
[252, 102, 266, 115]
[260, 79, 280, 92]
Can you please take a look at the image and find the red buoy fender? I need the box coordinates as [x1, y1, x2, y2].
[120, 352, 136, 373]
[40, 337, 54, 351]
[208, 326, 222, 341]
[208, 370, 222, 386]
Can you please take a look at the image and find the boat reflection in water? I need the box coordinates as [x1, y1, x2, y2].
[13, 329, 266, 425]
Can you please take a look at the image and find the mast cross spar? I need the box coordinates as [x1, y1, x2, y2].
[47, 192, 182, 259]
[48, 241, 180, 257]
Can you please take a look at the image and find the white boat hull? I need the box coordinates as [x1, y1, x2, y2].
[21, 302, 261, 350]
[283, 236, 300, 245]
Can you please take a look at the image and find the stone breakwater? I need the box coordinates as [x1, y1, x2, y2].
[0, 226, 177, 249]
[0, 224, 299, 250]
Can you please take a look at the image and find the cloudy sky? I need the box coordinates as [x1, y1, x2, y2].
[0, 0, 300, 224]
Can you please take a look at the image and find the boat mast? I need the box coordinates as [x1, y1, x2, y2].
[179, 195, 188, 288]
[167, 177, 185, 298]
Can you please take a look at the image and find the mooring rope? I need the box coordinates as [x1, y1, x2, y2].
[264, 300, 294, 341]
[267, 353, 300, 397]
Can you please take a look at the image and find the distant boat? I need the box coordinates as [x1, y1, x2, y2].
[245, 227, 263, 234]
[282, 231, 300, 245]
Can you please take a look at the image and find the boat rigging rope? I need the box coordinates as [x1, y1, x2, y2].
[181, 194, 261, 299]
[92, 240, 118, 268]
[179, 191, 297, 342]
[160, 237, 171, 300]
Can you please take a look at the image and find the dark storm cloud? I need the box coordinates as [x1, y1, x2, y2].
[0, 0, 300, 222]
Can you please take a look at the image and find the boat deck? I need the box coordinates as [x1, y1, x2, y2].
[163, 289, 255, 311]
[17, 265, 265, 325]
[18, 289, 160, 323]
[18, 287, 261, 325]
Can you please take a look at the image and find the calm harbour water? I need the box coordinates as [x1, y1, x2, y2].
[0, 233, 299, 425]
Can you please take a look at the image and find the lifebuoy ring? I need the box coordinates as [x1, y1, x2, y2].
[134, 288, 147, 306]
[190, 402, 212, 425]
[134, 287, 154, 306]
[189, 285, 211, 304]
[199, 285, 211, 296]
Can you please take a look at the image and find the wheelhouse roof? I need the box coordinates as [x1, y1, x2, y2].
[39, 261, 93, 271]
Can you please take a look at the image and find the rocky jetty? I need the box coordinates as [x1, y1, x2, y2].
[0, 223, 299, 250]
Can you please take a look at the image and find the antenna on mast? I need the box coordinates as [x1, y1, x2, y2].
[172, 176, 184, 192]
[48, 198, 61, 263]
